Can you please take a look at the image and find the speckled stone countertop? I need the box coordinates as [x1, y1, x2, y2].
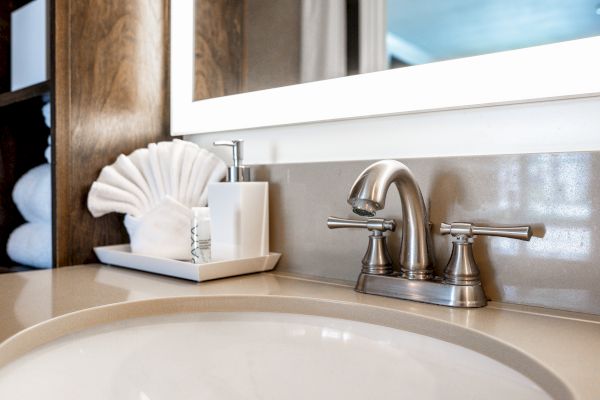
[0, 265, 599, 399]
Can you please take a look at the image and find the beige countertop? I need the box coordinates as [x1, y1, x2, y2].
[1, 264, 599, 399]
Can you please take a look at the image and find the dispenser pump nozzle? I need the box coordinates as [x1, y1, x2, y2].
[213, 140, 251, 182]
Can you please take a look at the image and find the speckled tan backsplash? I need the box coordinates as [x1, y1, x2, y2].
[255, 151, 600, 315]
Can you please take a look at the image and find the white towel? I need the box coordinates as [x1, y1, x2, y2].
[43, 100, 51, 163]
[42, 102, 51, 128]
[12, 163, 51, 223]
[6, 101, 53, 269]
[87, 140, 227, 259]
[7, 222, 52, 269]
[44, 134, 51, 163]
[123, 196, 193, 260]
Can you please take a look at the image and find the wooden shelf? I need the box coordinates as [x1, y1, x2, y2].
[0, 80, 50, 108]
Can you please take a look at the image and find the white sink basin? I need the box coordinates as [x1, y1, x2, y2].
[0, 296, 564, 399]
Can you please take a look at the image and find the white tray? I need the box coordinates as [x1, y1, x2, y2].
[94, 244, 280, 282]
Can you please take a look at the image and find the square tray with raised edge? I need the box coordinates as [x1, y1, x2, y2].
[94, 244, 281, 282]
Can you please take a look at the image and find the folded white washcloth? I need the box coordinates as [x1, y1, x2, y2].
[7, 222, 52, 269]
[12, 163, 51, 223]
[87, 140, 227, 259]
[124, 196, 193, 260]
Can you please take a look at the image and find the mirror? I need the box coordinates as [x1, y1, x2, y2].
[171, 0, 600, 135]
[193, 0, 600, 101]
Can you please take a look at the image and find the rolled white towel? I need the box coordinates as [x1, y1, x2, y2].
[44, 134, 51, 164]
[7, 222, 52, 269]
[42, 102, 51, 128]
[12, 163, 51, 223]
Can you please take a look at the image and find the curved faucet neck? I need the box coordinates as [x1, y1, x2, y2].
[348, 160, 434, 279]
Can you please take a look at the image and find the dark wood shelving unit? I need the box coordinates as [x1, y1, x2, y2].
[0, 1, 50, 274]
[0, 95, 49, 273]
[0, 80, 50, 108]
[0, 0, 169, 273]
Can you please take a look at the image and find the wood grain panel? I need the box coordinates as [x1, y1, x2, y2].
[194, 0, 243, 100]
[53, 0, 170, 266]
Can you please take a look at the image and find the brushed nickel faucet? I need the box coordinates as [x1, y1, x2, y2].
[347, 160, 435, 280]
[328, 160, 532, 308]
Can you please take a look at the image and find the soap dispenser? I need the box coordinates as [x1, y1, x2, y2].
[208, 140, 269, 260]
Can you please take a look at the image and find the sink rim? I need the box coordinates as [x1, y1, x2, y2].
[0, 294, 573, 399]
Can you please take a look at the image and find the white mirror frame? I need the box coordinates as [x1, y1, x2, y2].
[171, 0, 600, 136]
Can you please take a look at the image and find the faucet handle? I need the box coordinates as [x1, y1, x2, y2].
[327, 216, 396, 232]
[440, 222, 532, 287]
[327, 216, 395, 275]
[440, 222, 532, 241]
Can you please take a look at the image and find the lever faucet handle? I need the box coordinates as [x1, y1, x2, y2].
[327, 216, 396, 232]
[440, 222, 533, 289]
[440, 222, 532, 241]
[327, 216, 396, 275]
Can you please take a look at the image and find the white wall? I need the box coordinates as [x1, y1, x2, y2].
[186, 94, 600, 165]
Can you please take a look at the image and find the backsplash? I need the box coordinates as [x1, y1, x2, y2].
[255, 151, 600, 315]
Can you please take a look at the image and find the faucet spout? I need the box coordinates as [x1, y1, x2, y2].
[348, 160, 434, 279]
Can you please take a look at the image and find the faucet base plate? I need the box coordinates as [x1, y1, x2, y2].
[355, 273, 487, 308]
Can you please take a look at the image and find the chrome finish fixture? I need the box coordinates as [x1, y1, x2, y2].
[440, 222, 532, 287]
[440, 222, 532, 241]
[213, 140, 251, 182]
[347, 160, 434, 280]
[327, 216, 396, 275]
[355, 273, 488, 308]
[333, 160, 535, 308]
[327, 216, 396, 232]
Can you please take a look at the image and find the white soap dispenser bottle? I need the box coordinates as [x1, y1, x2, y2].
[208, 140, 269, 261]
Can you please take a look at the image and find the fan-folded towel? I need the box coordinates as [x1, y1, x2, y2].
[87, 140, 227, 260]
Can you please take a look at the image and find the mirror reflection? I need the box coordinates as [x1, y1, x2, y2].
[194, 0, 600, 101]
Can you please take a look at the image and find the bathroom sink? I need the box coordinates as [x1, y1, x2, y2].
[0, 296, 566, 399]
